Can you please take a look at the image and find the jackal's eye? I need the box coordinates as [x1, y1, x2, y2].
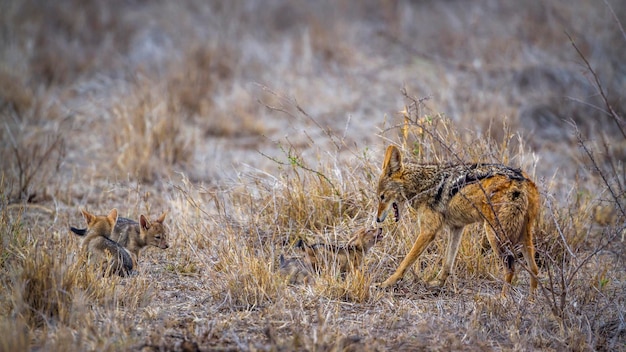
[380, 194, 385, 201]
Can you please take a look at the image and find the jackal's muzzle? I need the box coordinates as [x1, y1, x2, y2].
[376, 201, 400, 223]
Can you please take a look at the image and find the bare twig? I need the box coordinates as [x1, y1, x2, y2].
[567, 32, 626, 139]
[258, 147, 339, 196]
[257, 84, 341, 151]
[574, 124, 625, 218]
[546, 195, 576, 258]
[604, 0, 626, 43]
[3, 112, 66, 201]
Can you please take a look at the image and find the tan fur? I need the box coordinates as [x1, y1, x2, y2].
[376, 145, 540, 296]
[110, 212, 169, 263]
[278, 255, 313, 284]
[302, 227, 383, 275]
[72, 212, 169, 265]
[79, 208, 134, 277]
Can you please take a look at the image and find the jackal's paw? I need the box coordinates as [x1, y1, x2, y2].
[374, 281, 392, 289]
[376, 277, 399, 289]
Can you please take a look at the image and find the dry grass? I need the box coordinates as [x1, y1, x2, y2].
[1, 0, 625, 350]
[0, 91, 67, 202]
[109, 77, 195, 183]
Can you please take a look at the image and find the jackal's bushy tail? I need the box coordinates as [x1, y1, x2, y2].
[70, 227, 87, 236]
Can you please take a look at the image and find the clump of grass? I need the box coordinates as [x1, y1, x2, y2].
[0, 69, 34, 115]
[111, 79, 194, 183]
[166, 45, 233, 119]
[254, 147, 373, 239]
[166, 43, 267, 139]
[313, 268, 373, 303]
[6, 231, 125, 328]
[213, 242, 281, 311]
[0, 95, 67, 202]
[264, 322, 377, 352]
[0, 317, 29, 352]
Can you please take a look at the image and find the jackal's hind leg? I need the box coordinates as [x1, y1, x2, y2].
[520, 221, 539, 296]
[483, 222, 514, 297]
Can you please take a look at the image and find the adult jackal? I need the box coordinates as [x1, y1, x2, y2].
[376, 145, 539, 296]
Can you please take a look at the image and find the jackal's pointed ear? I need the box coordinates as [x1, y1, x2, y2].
[81, 209, 95, 225]
[140, 214, 150, 230]
[156, 212, 167, 224]
[382, 145, 403, 176]
[107, 208, 118, 226]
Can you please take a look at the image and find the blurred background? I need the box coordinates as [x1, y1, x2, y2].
[1, 0, 624, 200]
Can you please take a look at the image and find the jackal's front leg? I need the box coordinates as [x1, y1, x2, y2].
[379, 208, 443, 288]
[428, 226, 464, 288]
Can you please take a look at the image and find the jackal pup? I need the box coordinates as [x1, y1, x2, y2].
[301, 227, 383, 275]
[71, 212, 168, 264]
[376, 145, 540, 296]
[278, 254, 313, 285]
[76, 208, 134, 276]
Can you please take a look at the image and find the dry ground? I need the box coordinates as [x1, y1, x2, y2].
[1, 0, 625, 351]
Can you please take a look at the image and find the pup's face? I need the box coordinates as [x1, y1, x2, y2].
[349, 227, 384, 252]
[140, 213, 169, 249]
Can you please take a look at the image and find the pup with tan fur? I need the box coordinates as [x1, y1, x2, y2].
[71, 212, 168, 265]
[76, 208, 134, 277]
[300, 227, 383, 275]
[278, 254, 313, 285]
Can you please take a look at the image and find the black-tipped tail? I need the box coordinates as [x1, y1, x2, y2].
[70, 227, 87, 236]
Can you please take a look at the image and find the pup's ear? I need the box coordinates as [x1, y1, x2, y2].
[382, 145, 403, 176]
[81, 209, 95, 225]
[156, 212, 167, 223]
[347, 227, 365, 246]
[140, 214, 150, 230]
[107, 208, 118, 226]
